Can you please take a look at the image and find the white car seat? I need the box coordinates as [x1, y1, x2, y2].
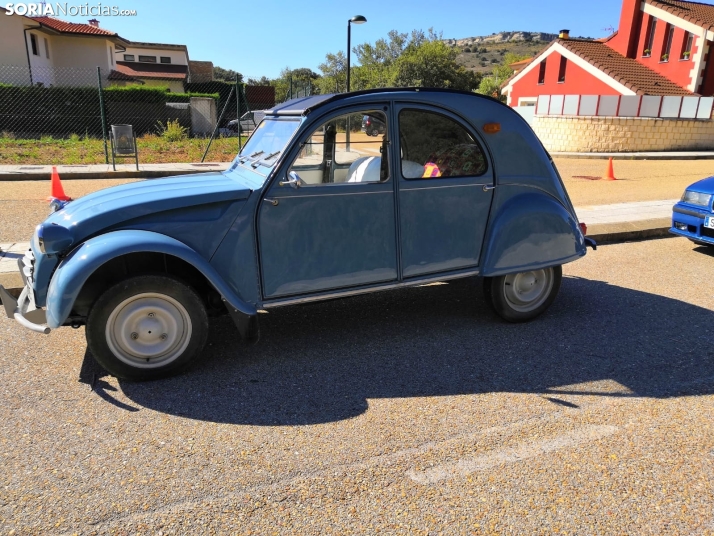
[346, 157, 425, 182]
[346, 157, 381, 182]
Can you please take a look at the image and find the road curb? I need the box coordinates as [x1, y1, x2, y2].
[0, 227, 677, 304]
[552, 152, 714, 160]
[587, 226, 673, 245]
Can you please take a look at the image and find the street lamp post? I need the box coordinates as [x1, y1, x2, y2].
[346, 15, 366, 93]
[346, 15, 366, 153]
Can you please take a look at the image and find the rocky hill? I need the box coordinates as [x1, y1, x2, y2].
[447, 32, 562, 75]
[443, 31, 559, 47]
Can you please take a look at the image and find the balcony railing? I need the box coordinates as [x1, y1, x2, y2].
[534, 94, 714, 119]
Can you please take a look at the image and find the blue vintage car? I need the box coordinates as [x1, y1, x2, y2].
[670, 177, 714, 246]
[0, 89, 594, 380]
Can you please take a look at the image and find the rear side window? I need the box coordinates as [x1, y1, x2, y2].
[398, 109, 487, 179]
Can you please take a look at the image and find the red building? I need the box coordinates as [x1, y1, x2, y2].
[502, 0, 714, 108]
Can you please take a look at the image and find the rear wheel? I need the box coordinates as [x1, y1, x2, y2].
[483, 266, 562, 322]
[86, 275, 208, 381]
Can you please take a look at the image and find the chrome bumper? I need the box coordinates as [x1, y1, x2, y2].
[0, 284, 51, 334]
[0, 248, 51, 334]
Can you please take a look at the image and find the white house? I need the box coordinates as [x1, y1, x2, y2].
[109, 41, 191, 93]
[0, 8, 129, 86]
[0, 10, 193, 91]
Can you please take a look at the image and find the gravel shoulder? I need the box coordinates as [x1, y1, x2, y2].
[0, 157, 708, 243]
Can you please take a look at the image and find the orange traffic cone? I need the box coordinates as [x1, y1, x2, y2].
[49, 166, 71, 201]
[603, 157, 617, 181]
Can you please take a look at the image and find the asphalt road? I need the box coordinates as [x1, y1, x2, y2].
[1, 237, 713, 534]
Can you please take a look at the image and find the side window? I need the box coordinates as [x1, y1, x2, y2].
[399, 109, 487, 179]
[290, 110, 389, 185]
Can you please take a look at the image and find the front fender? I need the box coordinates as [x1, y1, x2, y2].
[45, 230, 257, 329]
[481, 192, 586, 277]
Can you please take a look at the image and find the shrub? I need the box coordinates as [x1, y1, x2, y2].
[103, 85, 220, 104]
[158, 119, 188, 141]
[104, 85, 168, 103]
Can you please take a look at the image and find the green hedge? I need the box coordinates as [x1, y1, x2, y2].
[103, 85, 219, 103]
[0, 84, 219, 137]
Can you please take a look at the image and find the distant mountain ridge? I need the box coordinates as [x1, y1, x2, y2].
[444, 31, 559, 47]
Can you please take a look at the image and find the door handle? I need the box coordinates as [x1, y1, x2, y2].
[263, 198, 279, 206]
[483, 184, 496, 192]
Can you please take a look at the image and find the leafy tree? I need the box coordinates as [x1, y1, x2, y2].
[392, 37, 481, 91]
[270, 67, 321, 100]
[247, 76, 271, 86]
[213, 66, 242, 82]
[476, 52, 531, 101]
[315, 29, 437, 93]
[315, 52, 347, 94]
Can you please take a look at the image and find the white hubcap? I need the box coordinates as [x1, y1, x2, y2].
[106, 293, 192, 369]
[503, 268, 554, 313]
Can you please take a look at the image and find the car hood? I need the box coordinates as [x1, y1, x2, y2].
[685, 176, 714, 193]
[43, 172, 253, 247]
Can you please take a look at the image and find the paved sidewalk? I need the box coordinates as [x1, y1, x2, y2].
[0, 162, 230, 181]
[577, 199, 677, 224]
[0, 199, 677, 294]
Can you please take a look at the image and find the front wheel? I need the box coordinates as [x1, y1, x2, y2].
[483, 266, 562, 323]
[86, 275, 209, 381]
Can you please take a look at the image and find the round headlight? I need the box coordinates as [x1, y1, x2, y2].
[36, 223, 73, 254]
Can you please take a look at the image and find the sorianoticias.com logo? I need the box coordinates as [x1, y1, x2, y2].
[4, 3, 137, 16]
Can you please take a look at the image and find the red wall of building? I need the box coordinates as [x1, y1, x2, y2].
[631, 13, 698, 90]
[699, 51, 714, 95]
[608, 0, 644, 57]
[508, 50, 621, 107]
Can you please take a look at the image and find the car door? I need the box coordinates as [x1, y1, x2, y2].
[258, 107, 398, 300]
[395, 105, 494, 278]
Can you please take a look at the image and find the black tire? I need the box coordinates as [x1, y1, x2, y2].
[86, 275, 209, 381]
[483, 265, 562, 323]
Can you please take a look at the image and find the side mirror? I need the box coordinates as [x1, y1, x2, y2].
[279, 171, 303, 189]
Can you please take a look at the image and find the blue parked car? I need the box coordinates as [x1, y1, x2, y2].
[0, 89, 594, 380]
[671, 177, 714, 246]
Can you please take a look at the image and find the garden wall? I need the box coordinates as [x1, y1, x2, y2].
[533, 115, 714, 152]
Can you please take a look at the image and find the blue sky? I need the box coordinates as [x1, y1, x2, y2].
[71, 0, 628, 78]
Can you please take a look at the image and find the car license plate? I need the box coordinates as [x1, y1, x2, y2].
[706, 216, 714, 230]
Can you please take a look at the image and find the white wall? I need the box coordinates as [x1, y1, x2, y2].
[50, 36, 113, 85]
[25, 30, 55, 86]
[0, 13, 32, 84]
[121, 46, 188, 65]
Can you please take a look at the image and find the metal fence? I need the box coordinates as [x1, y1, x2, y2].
[533, 94, 714, 119]
[0, 65, 276, 165]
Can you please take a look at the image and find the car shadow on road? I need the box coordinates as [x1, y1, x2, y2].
[80, 276, 714, 425]
[694, 245, 714, 258]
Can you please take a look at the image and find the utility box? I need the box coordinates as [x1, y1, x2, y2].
[190, 97, 217, 136]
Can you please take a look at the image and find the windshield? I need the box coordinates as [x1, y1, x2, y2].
[236, 118, 301, 171]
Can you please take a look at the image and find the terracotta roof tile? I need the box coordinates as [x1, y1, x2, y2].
[32, 16, 118, 36]
[114, 61, 188, 80]
[648, 0, 714, 28]
[107, 69, 138, 81]
[560, 38, 693, 95]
